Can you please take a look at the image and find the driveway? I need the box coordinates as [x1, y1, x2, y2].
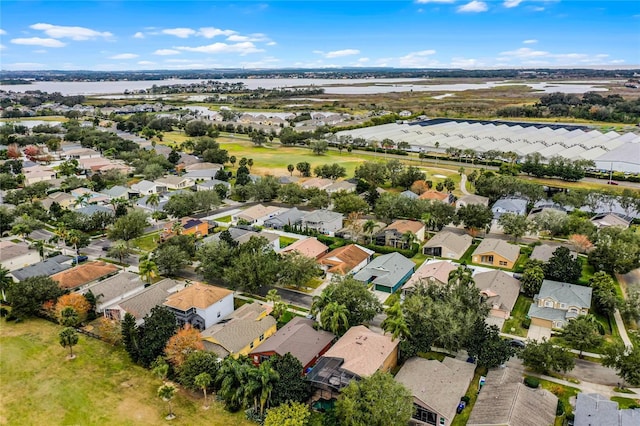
[527, 325, 552, 341]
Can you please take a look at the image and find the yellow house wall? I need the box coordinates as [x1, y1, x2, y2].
[234, 323, 277, 357]
[380, 346, 399, 373]
[473, 252, 516, 269]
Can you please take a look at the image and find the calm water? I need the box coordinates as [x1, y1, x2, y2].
[1, 78, 612, 96]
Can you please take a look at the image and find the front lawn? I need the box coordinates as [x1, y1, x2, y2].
[279, 236, 298, 248]
[131, 232, 160, 252]
[529, 376, 580, 426]
[611, 396, 640, 409]
[502, 295, 533, 337]
[451, 366, 488, 426]
[0, 319, 252, 426]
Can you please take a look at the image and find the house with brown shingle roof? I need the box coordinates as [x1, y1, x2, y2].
[472, 238, 521, 269]
[307, 325, 399, 400]
[467, 367, 558, 426]
[163, 283, 234, 330]
[80, 271, 145, 312]
[201, 302, 277, 359]
[395, 357, 475, 426]
[422, 230, 473, 260]
[474, 270, 521, 320]
[280, 237, 329, 259]
[318, 244, 374, 275]
[419, 190, 454, 204]
[51, 261, 119, 291]
[232, 204, 287, 226]
[402, 260, 457, 295]
[249, 316, 335, 371]
[375, 219, 426, 248]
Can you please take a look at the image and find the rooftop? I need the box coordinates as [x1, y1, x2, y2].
[164, 283, 233, 311]
[280, 237, 329, 259]
[10, 255, 73, 281]
[472, 238, 521, 263]
[352, 252, 415, 288]
[403, 260, 456, 291]
[83, 271, 144, 304]
[474, 269, 521, 313]
[383, 219, 424, 235]
[116, 278, 180, 321]
[51, 261, 120, 290]
[0, 241, 31, 262]
[318, 244, 374, 274]
[537, 279, 593, 309]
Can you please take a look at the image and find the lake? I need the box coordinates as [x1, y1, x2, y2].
[1, 78, 612, 96]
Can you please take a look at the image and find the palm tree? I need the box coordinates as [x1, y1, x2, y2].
[381, 138, 394, 157]
[11, 221, 33, 242]
[147, 193, 160, 217]
[107, 240, 131, 264]
[266, 289, 286, 320]
[381, 301, 410, 341]
[66, 229, 83, 267]
[195, 372, 212, 409]
[362, 219, 381, 245]
[52, 224, 68, 250]
[0, 266, 13, 302]
[249, 362, 280, 416]
[59, 327, 79, 359]
[320, 302, 349, 336]
[139, 259, 159, 286]
[73, 193, 91, 209]
[157, 383, 177, 420]
[171, 220, 184, 236]
[400, 231, 417, 250]
[310, 286, 335, 319]
[217, 358, 250, 411]
[33, 239, 46, 261]
[448, 265, 474, 287]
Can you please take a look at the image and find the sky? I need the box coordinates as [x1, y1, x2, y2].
[0, 0, 639, 71]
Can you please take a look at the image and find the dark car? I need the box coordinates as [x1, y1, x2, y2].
[101, 245, 111, 252]
[607, 181, 619, 185]
[72, 255, 89, 265]
[456, 401, 466, 414]
[509, 339, 526, 349]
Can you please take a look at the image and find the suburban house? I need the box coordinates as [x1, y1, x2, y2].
[80, 271, 145, 313]
[100, 185, 139, 200]
[162, 217, 209, 240]
[70, 187, 110, 205]
[63, 147, 101, 160]
[590, 212, 633, 229]
[402, 260, 456, 295]
[318, 244, 374, 275]
[473, 270, 521, 321]
[301, 210, 344, 236]
[51, 261, 120, 291]
[201, 302, 277, 359]
[205, 227, 280, 252]
[40, 192, 76, 210]
[400, 190, 419, 200]
[530, 244, 577, 263]
[163, 283, 234, 330]
[422, 230, 473, 260]
[184, 168, 222, 182]
[528, 280, 593, 329]
[574, 393, 640, 426]
[467, 367, 558, 426]
[135, 193, 169, 213]
[280, 237, 330, 260]
[419, 190, 455, 204]
[249, 317, 335, 371]
[301, 177, 334, 191]
[455, 194, 490, 209]
[307, 325, 399, 400]
[184, 162, 223, 172]
[232, 204, 286, 226]
[0, 241, 40, 271]
[492, 197, 528, 219]
[196, 179, 231, 192]
[76, 205, 115, 217]
[527, 205, 567, 221]
[353, 252, 415, 293]
[335, 219, 385, 242]
[131, 179, 167, 195]
[395, 357, 475, 426]
[263, 207, 305, 230]
[471, 238, 521, 269]
[375, 219, 426, 248]
[154, 175, 193, 190]
[103, 278, 181, 325]
[325, 180, 357, 194]
[10, 255, 73, 282]
[23, 166, 56, 185]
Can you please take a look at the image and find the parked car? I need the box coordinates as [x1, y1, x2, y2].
[101, 246, 111, 252]
[509, 339, 526, 349]
[72, 255, 89, 265]
[607, 181, 619, 185]
[456, 401, 466, 414]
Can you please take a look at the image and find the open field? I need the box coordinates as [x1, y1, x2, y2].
[0, 319, 252, 426]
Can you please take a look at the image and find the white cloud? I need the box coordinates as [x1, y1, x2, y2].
[30, 23, 112, 40]
[11, 37, 66, 48]
[498, 47, 617, 65]
[133, 32, 145, 39]
[227, 33, 270, 43]
[0, 29, 6, 35]
[450, 57, 482, 67]
[154, 49, 180, 56]
[162, 28, 196, 38]
[523, 39, 538, 44]
[137, 61, 155, 66]
[357, 57, 370, 63]
[176, 42, 263, 55]
[4, 62, 45, 70]
[415, 0, 456, 3]
[266, 41, 277, 46]
[396, 50, 439, 67]
[0, 44, 5, 50]
[457, 1, 488, 12]
[109, 53, 138, 59]
[197, 27, 236, 38]
[532, 6, 545, 11]
[503, 0, 523, 8]
[500, 47, 549, 58]
[324, 49, 360, 58]
[165, 59, 193, 63]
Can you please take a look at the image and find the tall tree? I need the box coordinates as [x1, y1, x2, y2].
[157, 383, 177, 419]
[602, 343, 640, 386]
[269, 353, 311, 407]
[121, 312, 140, 362]
[465, 320, 514, 368]
[247, 361, 280, 416]
[312, 276, 382, 327]
[521, 261, 545, 297]
[154, 245, 190, 276]
[588, 272, 619, 318]
[335, 371, 413, 426]
[0, 266, 12, 302]
[518, 338, 575, 374]
[498, 213, 533, 243]
[59, 327, 79, 359]
[195, 372, 212, 409]
[138, 259, 159, 285]
[454, 204, 494, 237]
[107, 240, 132, 264]
[164, 324, 205, 368]
[381, 301, 410, 342]
[545, 247, 582, 283]
[138, 306, 178, 367]
[8, 276, 65, 319]
[562, 316, 604, 358]
[108, 210, 148, 243]
[320, 302, 350, 336]
[278, 252, 322, 289]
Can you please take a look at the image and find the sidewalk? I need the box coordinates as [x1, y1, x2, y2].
[614, 309, 634, 348]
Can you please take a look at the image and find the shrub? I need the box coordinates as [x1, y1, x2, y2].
[522, 318, 531, 330]
[524, 377, 540, 388]
[461, 396, 471, 404]
[0, 307, 8, 317]
[556, 400, 565, 416]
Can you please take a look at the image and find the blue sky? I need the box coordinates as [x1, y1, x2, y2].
[1, 1, 638, 70]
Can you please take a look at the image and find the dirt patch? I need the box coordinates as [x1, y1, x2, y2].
[116, 397, 158, 424]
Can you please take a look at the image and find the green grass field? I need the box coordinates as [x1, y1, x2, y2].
[502, 295, 534, 337]
[0, 319, 252, 426]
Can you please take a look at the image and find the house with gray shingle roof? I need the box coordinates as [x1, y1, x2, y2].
[574, 393, 640, 426]
[100, 185, 139, 200]
[81, 271, 145, 312]
[395, 357, 475, 426]
[131, 179, 167, 195]
[422, 230, 472, 260]
[353, 252, 415, 293]
[530, 244, 576, 263]
[590, 212, 633, 229]
[467, 367, 558, 426]
[400, 190, 419, 200]
[9, 255, 73, 281]
[301, 209, 343, 236]
[456, 194, 489, 209]
[472, 238, 521, 269]
[103, 278, 181, 325]
[528, 280, 592, 329]
[196, 179, 231, 192]
[263, 207, 305, 230]
[492, 197, 528, 219]
[184, 167, 222, 182]
[474, 270, 521, 320]
[154, 175, 193, 190]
